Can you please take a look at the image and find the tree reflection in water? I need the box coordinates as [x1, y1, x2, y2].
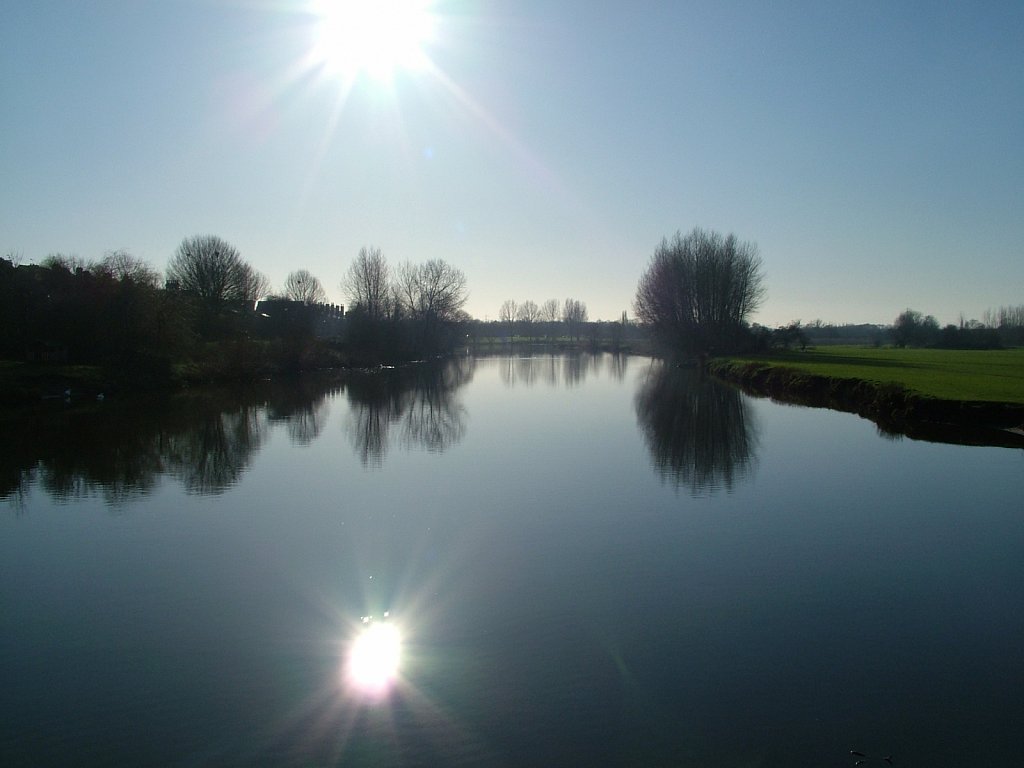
[0, 377, 342, 506]
[267, 378, 335, 446]
[344, 357, 474, 465]
[635, 361, 759, 494]
[497, 352, 625, 389]
[162, 403, 269, 495]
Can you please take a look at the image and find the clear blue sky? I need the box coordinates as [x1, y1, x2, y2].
[2, 1, 1022, 325]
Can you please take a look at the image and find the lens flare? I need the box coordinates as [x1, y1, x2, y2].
[346, 620, 402, 694]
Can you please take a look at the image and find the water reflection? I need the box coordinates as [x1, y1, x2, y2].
[345, 616, 403, 696]
[343, 357, 474, 465]
[162, 404, 269, 495]
[497, 352, 630, 388]
[1, 376, 342, 506]
[635, 361, 759, 494]
[267, 379, 333, 445]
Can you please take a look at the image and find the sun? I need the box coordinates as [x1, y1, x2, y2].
[310, 0, 436, 82]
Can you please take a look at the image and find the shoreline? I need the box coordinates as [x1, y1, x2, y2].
[708, 358, 1024, 449]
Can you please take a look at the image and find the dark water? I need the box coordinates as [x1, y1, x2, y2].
[2, 354, 1022, 767]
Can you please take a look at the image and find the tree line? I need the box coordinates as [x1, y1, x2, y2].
[2, 231, 631, 382]
[497, 297, 591, 341]
[0, 234, 470, 380]
[0, 358, 478, 505]
[889, 308, 1022, 349]
[340, 246, 469, 362]
[6, 224, 1018, 386]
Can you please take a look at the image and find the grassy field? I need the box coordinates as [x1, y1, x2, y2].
[720, 346, 1024, 404]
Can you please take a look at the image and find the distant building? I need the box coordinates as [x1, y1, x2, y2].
[254, 298, 344, 339]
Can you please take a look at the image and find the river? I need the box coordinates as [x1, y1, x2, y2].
[2, 353, 1021, 766]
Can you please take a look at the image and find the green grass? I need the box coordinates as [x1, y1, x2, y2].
[720, 346, 1024, 404]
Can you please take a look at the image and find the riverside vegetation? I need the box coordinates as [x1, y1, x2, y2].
[4, 228, 1023, 446]
[709, 346, 1024, 446]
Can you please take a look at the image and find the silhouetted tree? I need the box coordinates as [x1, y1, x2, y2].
[283, 269, 327, 305]
[394, 259, 468, 350]
[40, 253, 88, 272]
[500, 299, 517, 339]
[394, 259, 467, 323]
[634, 227, 765, 356]
[167, 235, 266, 305]
[517, 300, 541, 339]
[892, 309, 939, 347]
[983, 305, 1024, 346]
[165, 235, 267, 339]
[97, 249, 161, 287]
[342, 246, 392, 321]
[540, 298, 560, 338]
[562, 298, 588, 341]
[773, 321, 808, 350]
[340, 248, 400, 363]
[609, 310, 629, 349]
[238, 264, 270, 304]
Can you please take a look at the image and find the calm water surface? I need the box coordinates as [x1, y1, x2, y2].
[2, 354, 1022, 766]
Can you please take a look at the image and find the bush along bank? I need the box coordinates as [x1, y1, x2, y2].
[707, 359, 1024, 448]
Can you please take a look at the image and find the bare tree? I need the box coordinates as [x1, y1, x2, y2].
[540, 298, 559, 323]
[634, 228, 765, 356]
[342, 246, 392, 320]
[284, 269, 327, 305]
[394, 259, 468, 323]
[238, 263, 270, 303]
[516, 299, 541, 340]
[392, 259, 469, 352]
[517, 300, 540, 324]
[98, 249, 162, 287]
[40, 253, 88, 272]
[499, 299, 517, 339]
[562, 297, 588, 341]
[166, 235, 266, 305]
[983, 305, 1024, 328]
[540, 298, 559, 339]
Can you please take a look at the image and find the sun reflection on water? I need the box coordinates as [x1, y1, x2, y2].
[345, 614, 402, 696]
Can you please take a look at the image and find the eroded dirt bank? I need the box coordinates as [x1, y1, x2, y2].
[708, 359, 1024, 448]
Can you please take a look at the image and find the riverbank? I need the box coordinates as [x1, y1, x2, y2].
[708, 347, 1024, 448]
[0, 340, 635, 412]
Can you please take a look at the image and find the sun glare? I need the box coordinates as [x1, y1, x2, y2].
[311, 0, 435, 81]
[346, 619, 402, 694]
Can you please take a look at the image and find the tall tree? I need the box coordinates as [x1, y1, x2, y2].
[634, 227, 765, 356]
[342, 246, 392, 320]
[283, 269, 327, 305]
